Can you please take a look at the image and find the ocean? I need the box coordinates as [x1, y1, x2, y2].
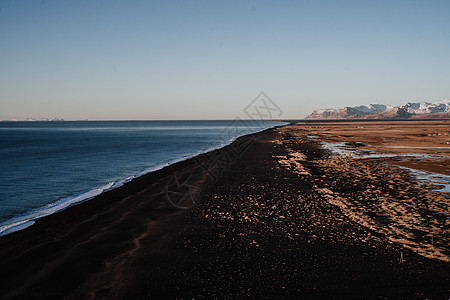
[0, 120, 286, 235]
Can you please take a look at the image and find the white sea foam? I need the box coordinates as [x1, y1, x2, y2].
[0, 220, 35, 236]
[0, 182, 115, 236]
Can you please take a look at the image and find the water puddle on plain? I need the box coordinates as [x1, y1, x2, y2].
[396, 166, 450, 194]
[315, 138, 450, 195]
[319, 140, 424, 159]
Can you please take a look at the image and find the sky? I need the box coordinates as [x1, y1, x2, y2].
[0, 0, 449, 120]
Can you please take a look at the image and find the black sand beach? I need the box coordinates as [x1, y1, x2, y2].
[0, 125, 449, 299]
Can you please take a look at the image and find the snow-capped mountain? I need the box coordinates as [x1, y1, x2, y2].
[305, 99, 450, 119]
[399, 100, 450, 114]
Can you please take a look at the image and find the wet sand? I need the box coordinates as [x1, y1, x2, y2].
[0, 123, 449, 298]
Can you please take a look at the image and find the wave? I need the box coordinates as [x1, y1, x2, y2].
[0, 182, 114, 236]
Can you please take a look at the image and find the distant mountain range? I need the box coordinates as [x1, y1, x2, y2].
[1, 118, 65, 122]
[305, 99, 450, 120]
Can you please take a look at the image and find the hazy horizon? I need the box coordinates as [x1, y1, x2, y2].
[1, 1, 449, 120]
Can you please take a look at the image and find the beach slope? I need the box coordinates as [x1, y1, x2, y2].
[0, 125, 449, 298]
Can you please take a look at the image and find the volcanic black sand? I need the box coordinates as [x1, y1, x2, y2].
[0, 124, 449, 299]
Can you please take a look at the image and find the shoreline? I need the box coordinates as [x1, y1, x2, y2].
[0, 122, 287, 237]
[1, 122, 449, 298]
[0, 125, 281, 298]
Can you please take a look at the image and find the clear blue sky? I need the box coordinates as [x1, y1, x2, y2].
[1, 0, 449, 120]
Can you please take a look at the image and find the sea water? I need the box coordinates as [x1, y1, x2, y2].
[0, 120, 286, 235]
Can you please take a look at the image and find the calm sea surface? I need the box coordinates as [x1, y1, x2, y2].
[0, 120, 285, 235]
